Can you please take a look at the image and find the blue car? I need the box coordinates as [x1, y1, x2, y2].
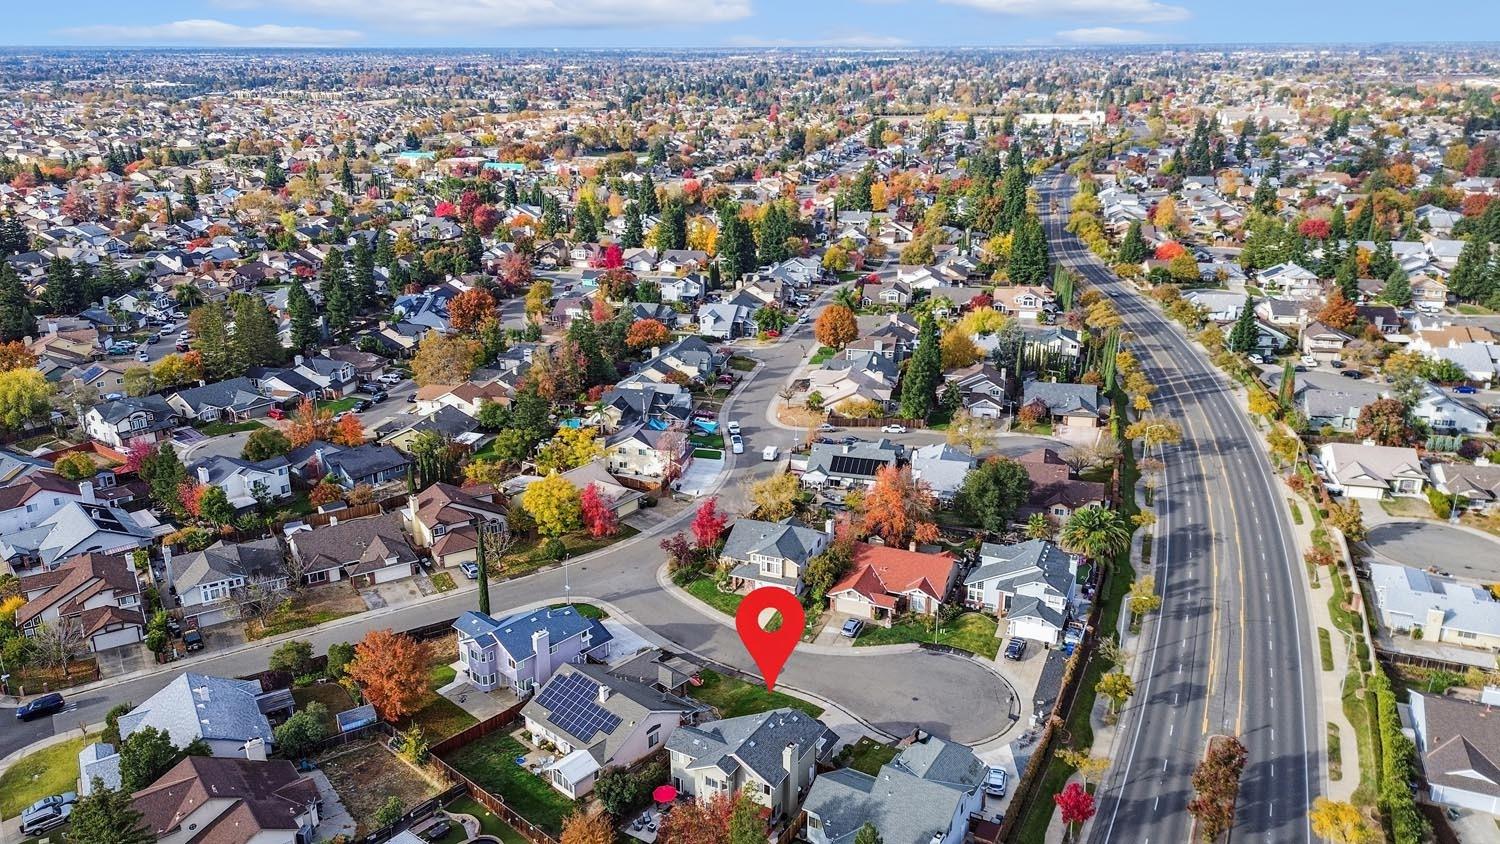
[16, 692, 65, 721]
[840, 618, 864, 638]
[1453, 385, 1478, 394]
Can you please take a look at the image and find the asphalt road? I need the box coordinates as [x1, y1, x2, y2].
[1364, 521, 1500, 583]
[1038, 173, 1319, 844]
[3, 297, 1018, 758]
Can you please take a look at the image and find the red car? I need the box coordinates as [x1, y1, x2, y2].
[765, 330, 781, 338]
[267, 407, 286, 420]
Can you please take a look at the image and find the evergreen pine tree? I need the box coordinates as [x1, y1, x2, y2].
[0, 263, 34, 342]
[1007, 214, 1049, 286]
[1449, 237, 1490, 301]
[231, 292, 284, 367]
[68, 780, 152, 844]
[1228, 297, 1259, 353]
[191, 302, 239, 380]
[658, 199, 688, 252]
[1382, 267, 1411, 306]
[349, 239, 377, 311]
[639, 173, 659, 215]
[1328, 203, 1347, 241]
[900, 317, 942, 420]
[1118, 220, 1148, 264]
[182, 178, 198, 213]
[339, 159, 355, 194]
[622, 202, 644, 248]
[322, 250, 353, 339]
[756, 203, 791, 265]
[288, 279, 320, 352]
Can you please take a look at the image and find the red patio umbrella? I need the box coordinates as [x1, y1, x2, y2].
[652, 785, 679, 804]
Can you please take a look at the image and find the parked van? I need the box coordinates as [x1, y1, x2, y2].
[762, 445, 779, 461]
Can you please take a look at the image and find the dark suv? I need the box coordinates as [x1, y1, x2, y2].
[16, 692, 65, 721]
[1003, 638, 1027, 661]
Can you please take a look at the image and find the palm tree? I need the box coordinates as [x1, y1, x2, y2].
[1058, 507, 1133, 564]
[831, 286, 860, 312]
[173, 285, 205, 309]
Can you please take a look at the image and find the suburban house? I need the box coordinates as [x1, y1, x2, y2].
[118, 672, 277, 756]
[1018, 381, 1102, 437]
[720, 517, 831, 596]
[1370, 562, 1500, 651]
[800, 439, 901, 490]
[1408, 688, 1500, 814]
[668, 708, 837, 825]
[0, 472, 104, 539]
[603, 423, 692, 483]
[1299, 320, 1353, 363]
[697, 302, 753, 339]
[1, 499, 164, 571]
[804, 733, 986, 844]
[826, 543, 959, 625]
[166, 377, 274, 422]
[452, 605, 613, 694]
[909, 443, 977, 505]
[131, 756, 324, 844]
[83, 395, 180, 449]
[188, 455, 292, 510]
[318, 443, 412, 489]
[174, 538, 288, 627]
[1016, 448, 1108, 521]
[522, 663, 699, 799]
[15, 551, 144, 652]
[992, 285, 1054, 320]
[963, 539, 1079, 645]
[1318, 443, 1429, 500]
[943, 363, 1015, 419]
[286, 512, 420, 586]
[1429, 461, 1500, 515]
[404, 482, 508, 569]
[1412, 386, 1492, 435]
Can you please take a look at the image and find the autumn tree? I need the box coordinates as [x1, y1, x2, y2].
[939, 328, 983, 369]
[1316, 288, 1357, 330]
[1187, 736, 1248, 842]
[0, 368, 53, 431]
[946, 409, 998, 454]
[814, 304, 858, 350]
[520, 472, 583, 538]
[1096, 671, 1135, 712]
[656, 791, 736, 844]
[1054, 781, 1097, 843]
[0, 340, 37, 372]
[560, 810, 616, 844]
[412, 330, 481, 386]
[1355, 398, 1413, 446]
[626, 318, 671, 351]
[447, 286, 497, 334]
[862, 466, 939, 547]
[346, 629, 431, 721]
[1129, 575, 1162, 619]
[748, 472, 801, 521]
[243, 427, 292, 462]
[287, 398, 332, 447]
[692, 497, 730, 550]
[534, 427, 604, 473]
[580, 483, 619, 539]
[334, 412, 366, 446]
[1308, 798, 1376, 844]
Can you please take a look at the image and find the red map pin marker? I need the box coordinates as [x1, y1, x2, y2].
[735, 586, 805, 691]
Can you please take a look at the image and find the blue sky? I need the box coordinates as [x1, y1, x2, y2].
[17, 0, 1499, 49]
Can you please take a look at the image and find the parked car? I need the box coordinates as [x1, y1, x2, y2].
[1454, 385, 1479, 394]
[354, 399, 374, 412]
[1003, 638, 1027, 661]
[16, 692, 65, 721]
[840, 618, 864, 638]
[459, 561, 480, 580]
[1329, 359, 1345, 369]
[358, 382, 383, 395]
[817, 423, 838, 432]
[182, 629, 205, 652]
[1340, 370, 1364, 379]
[379, 372, 404, 385]
[175, 341, 190, 352]
[762, 445, 779, 462]
[984, 767, 1009, 797]
[19, 803, 71, 836]
[267, 407, 286, 420]
[726, 420, 741, 435]
[21, 793, 77, 819]
[1299, 355, 1318, 367]
[369, 390, 389, 403]
[880, 424, 908, 433]
[730, 434, 744, 454]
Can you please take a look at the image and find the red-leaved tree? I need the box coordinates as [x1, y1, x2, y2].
[656, 790, 737, 844]
[692, 497, 729, 550]
[1054, 781, 1097, 841]
[580, 483, 619, 539]
[122, 441, 157, 475]
[347, 629, 432, 721]
[433, 200, 458, 219]
[626, 318, 671, 351]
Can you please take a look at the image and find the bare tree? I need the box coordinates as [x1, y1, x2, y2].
[32, 621, 87, 671]
[231, 575, 293, 625]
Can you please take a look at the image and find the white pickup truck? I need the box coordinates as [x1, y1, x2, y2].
[762, 445, 779, 461]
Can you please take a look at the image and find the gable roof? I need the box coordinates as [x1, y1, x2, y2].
[132, 756, 319, 844]
[118, 673, 273, 749]
[830, 542, 957, 605]
[667, 707, 835, 787]
[453, 605, 612, 660]
[175, 538, 285, 591]
[16, 551, 139, 627]
[721, 518, 828, 564]
[966, 538, 1076, 598]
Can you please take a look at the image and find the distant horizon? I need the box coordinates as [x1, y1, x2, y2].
[11, 0, 1500, 52]
[3, 40, 1500, 51]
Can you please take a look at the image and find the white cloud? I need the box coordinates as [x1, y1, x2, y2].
[940, 0, 1189, 23]
[216, 0, 753, 30]
[60, 19, 363, 46]
[1056, 26, 1155, 43]
[729, 33, 910, 48]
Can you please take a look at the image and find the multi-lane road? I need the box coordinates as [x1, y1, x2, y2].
[1039, 171, 1320, 843]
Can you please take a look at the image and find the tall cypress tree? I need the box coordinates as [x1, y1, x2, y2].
[0, 263, 34, 342]
[321, 250, 352, 340]
[288, 279, 320, 352]
[1449, 237, 1490, 301]
[1007, 214, 1049, 286]
[1118, 220, 1148, 264]
[622, 202, 644, 249]
[1228, 297, 1259, 353]
[231, 292, 283, 367]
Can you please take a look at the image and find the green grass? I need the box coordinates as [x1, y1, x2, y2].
[430, 663, 458, 690]
[852, 612, 1001, 659]
[0, 733, 97, 818]
[693, 448, 724, 459]
[1289, 500, 1304, 525]
[500, 526, 640, 577]
[1327, 722, 1343, 782]
[442, 796, 528, 844]
[1344, 671, 1381, 808]
[810, 346, 836, 365]
[399, 688, 477, 741]
[292, 684, 356, 732]
[684, 576, 746, 616]
[197, 419, 265, 437]
[689, 669, 824, 719]
[728, 355, 757, 372]
[321, 396, 361, 415]
[844, 737, 898, 776]
[444, 733, 579, 835]
[1456, 304, 1496, 316]
[1318, 628, 1335, 671]
[550, 602, 607, 619]
[689, 432, 725, 449]
[248, 608, 359, 640]
[430, 572, 457, 593]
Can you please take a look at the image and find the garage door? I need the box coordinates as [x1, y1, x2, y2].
[92, 626, 142, 652]
[831, 596, 873, 619]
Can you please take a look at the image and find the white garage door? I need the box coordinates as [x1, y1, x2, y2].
[92, 626, 142, 652]
[831, 596, 874, 619]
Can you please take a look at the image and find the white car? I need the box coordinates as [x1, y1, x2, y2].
[726, 420, 741, 436]
[379, 372, 404, 385]
[984, 767, 1009, 798]
[730, 434, 744, 454]
[880, 424, 908, 433]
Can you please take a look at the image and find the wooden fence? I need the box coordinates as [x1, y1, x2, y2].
[429, 698, 531, 758]
[826, 414, 923, 428]
[424, 702, 560, 844]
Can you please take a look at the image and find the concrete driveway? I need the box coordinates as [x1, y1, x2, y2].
[1364, 521, 1500, 582]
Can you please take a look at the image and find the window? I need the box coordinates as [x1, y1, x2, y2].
[647, 724, 661, 748]
[1457, 630, 1477, 640]
[305, 570, 329, 585]
[507, 658, 516, 669]
[549, 643, 559, 654]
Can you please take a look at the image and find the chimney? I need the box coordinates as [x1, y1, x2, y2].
[532, 628, 552, 685]
[78, 480, 96, 503]
[244, 737, 266, 762]
[842, 443, 852, 454]
[782, 741, 798, 785]
[1423, 606, 1446, 643]
[597, 683, 612, 704]
[294, 354, 304, 366]
[196, 466, 211, 484]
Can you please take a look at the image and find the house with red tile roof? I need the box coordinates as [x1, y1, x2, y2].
[16, 551, 144, 652]
[826, 542, 959, 626]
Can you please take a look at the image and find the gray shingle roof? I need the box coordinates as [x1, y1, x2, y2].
[453, 606, 612, 662]
[117, 673, 273, 750]
[721, 518, 828, 566]
[667, 708, 834, 787]
[966, 539, 1075, 598]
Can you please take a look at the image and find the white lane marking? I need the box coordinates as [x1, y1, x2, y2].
[1163, 758, 1169, 771]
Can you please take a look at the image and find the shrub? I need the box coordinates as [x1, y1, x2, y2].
[542, 537, 567, 561]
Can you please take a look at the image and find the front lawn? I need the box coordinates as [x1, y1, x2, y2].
[689, 432, 725, 449]
[693, 448, 724, 459]
[499, 526, 640, 577]
[443, 733, 578, 835]
[689, 669, 824, 719]
[197, 419, 265, 438]
[431, 572, 457, 592]
[683, 575, 745, 616]
[0, 733, 97, 818]
[852, 612, 1001, 659]
[322, 396, 361, 415]
[248, 600, 361, 640]
[810, 346, 836, 365]
[728, 355, 757, 372]
[551, 602, 607, 619]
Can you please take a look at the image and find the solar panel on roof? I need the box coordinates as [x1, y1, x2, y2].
[535, 672, 621, 742]
[828, 455, 885, 477]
